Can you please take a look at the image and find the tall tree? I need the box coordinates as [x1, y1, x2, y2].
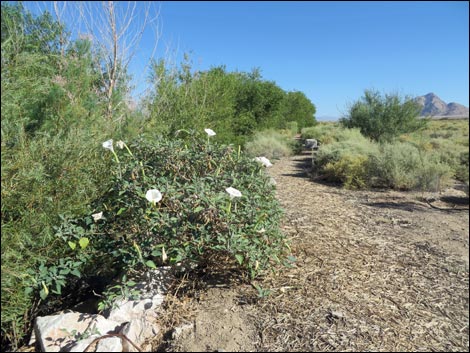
[281, 91, 317, 130]
[340, 89, 427, 142]
[79, 1, 160, 119]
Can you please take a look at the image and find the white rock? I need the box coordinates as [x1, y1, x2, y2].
[305, 139, 318, 149]
[96, 336, 122, 352]
[34, 268, 171, 352]
[67, 334, 100, 352]
[120, 318, 160, 352]
[106, 293, 165, 323]
[34, 312, 122, 352]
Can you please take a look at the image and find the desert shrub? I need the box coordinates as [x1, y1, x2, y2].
[301, 123, 338, 143]
[315, 133, 379, 188]
[32, 131, 288, 312]
[400, 120, 469, 186]
[301, 124, 368, 147]
[428, 137, 465, 171]
[368, 142, 453, 191]
[455, 150, 469, 194]
[323, 154, 369, 189]
[244, 130, 293, 159]
[313, 124, 457, 191]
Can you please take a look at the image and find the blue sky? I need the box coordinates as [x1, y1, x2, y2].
[147, 1, 469, 119]
[24, 1, 469, 120]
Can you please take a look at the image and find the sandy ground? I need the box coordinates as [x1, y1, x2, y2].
[158, 152, 469, 352]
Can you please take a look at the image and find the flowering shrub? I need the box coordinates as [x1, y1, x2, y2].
[54, 130, 288, 294]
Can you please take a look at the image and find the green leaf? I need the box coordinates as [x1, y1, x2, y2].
[59, 268, 71, 275]
[70, 269, 81, 277]
[194, 206, 204, 213]
[24, 287, 34, 295]
[68, 241, 76, 250]
[79, 237, 89, 249]
[151, 249, 161, 257]
[52, 283, 62, 295]
[126, 281, 136, 287]
[145, 260, 157, 269]
[117, 207, 126, 215]
[39, 289, 48, 301]
[235, 254, 244, 265]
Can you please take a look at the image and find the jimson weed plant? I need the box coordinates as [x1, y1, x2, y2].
[90, 129, 289, 278]
[45, 129, 289, 307]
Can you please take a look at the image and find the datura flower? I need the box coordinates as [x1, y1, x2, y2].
[226, 187, 242, 198]
[92, 212, 103, 222]
[146, 189, 162, 204]
[116, 140, 133, 157]
[204, 128, 216, 137]
[102, 139, 120, 163]
[254, 156, 273, 168]
[162, 246, 168, 263]
[102, 139, 114, 152]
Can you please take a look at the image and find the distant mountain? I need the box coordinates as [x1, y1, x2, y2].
[415, 93, 469, 117]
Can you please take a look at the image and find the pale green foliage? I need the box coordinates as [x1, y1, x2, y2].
[369, 142, 453, 191]
[315, 128, 455, 191]
[340, 89, 428, 142]
[244, 130, 294, 160]
[315, 133, 379, 188]
[301, 123, 341, 144]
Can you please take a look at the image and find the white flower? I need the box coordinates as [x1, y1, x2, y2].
[146, 189, 162, 204]
[92, 212, 103, 222]
[162, 246, 167, 263]
[226, 187, 242, 198]
[116, 140, 125, 149]
[204, 128, 216, 137]
[102, 139, 114, 152]
[254, 156, 273, 168]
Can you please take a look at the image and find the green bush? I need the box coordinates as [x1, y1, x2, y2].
[145, 60, 317, 146]
[310, 125, 458, 191]
[340, 89, 427, 142]
[301, 123, 338, 143]
[399, 120, 468, 186]
[368, 142, 453, 191]
[455, 150, 469, 194]
[315, 133, 379, 188]
[1, 126, 117, 349]
[41, 132, 288, 308]
[244, 130, 293, 159]
[323, 154, 369, 189]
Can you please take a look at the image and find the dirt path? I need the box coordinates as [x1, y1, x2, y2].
[163, 152, 469, 352]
